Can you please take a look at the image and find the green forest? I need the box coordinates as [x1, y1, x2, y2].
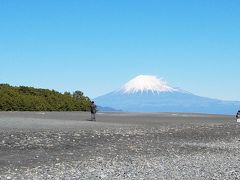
[0, 84, 91, 111]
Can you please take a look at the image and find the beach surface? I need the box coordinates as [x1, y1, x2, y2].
[0, 111, 239, 179]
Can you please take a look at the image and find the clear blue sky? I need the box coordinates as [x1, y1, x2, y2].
[0, 0, 240, 100]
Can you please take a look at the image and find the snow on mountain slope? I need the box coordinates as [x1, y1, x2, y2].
[120, 75, 178, 93]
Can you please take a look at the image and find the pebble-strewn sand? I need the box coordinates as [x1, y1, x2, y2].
[0, 112, 239, 179]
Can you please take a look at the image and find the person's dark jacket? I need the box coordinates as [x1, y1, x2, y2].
[90, 103, 97, 114]
[236, 111, 240, 118]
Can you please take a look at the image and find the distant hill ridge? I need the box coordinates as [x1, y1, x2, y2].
[0, 84, 91, 111]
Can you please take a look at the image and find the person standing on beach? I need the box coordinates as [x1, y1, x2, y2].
[90, 101, 97, 121]
[236, 110, 240, 119]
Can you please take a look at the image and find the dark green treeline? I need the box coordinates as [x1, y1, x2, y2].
[0, 84, 91, 111]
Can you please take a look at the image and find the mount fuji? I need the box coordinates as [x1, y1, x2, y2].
[94, 75, 240, 115]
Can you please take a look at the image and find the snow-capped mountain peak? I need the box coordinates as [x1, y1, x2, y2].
[94, 74, 240, 114]
[120, 75, 178, 94]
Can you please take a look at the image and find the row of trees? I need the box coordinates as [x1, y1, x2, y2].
[0, 84, 92, 111]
